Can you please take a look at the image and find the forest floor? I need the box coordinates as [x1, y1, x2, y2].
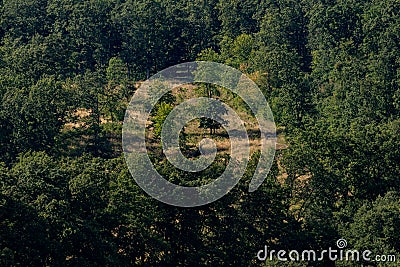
[146, 83, 287, 158]
[62, 83, 287, 159]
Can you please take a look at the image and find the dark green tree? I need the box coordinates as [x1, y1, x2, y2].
[0, 77, 68, 160]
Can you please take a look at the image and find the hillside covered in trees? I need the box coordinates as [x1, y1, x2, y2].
[0, 0, 399, 266]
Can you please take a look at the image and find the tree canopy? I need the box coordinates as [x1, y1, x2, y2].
[0, 0, 399, 266]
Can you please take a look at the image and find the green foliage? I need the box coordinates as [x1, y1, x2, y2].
[216, 0, 259, 38]
[340, 192, 400, 266]
[104, 57, 132, 122]
[0, 77, 68, 160]
[0, 0, 50, 41]
[152, 102, 174, 138]
[0, 0, 399, 266]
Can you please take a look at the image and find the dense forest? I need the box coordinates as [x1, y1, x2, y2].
[0, 0, 399, 266]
